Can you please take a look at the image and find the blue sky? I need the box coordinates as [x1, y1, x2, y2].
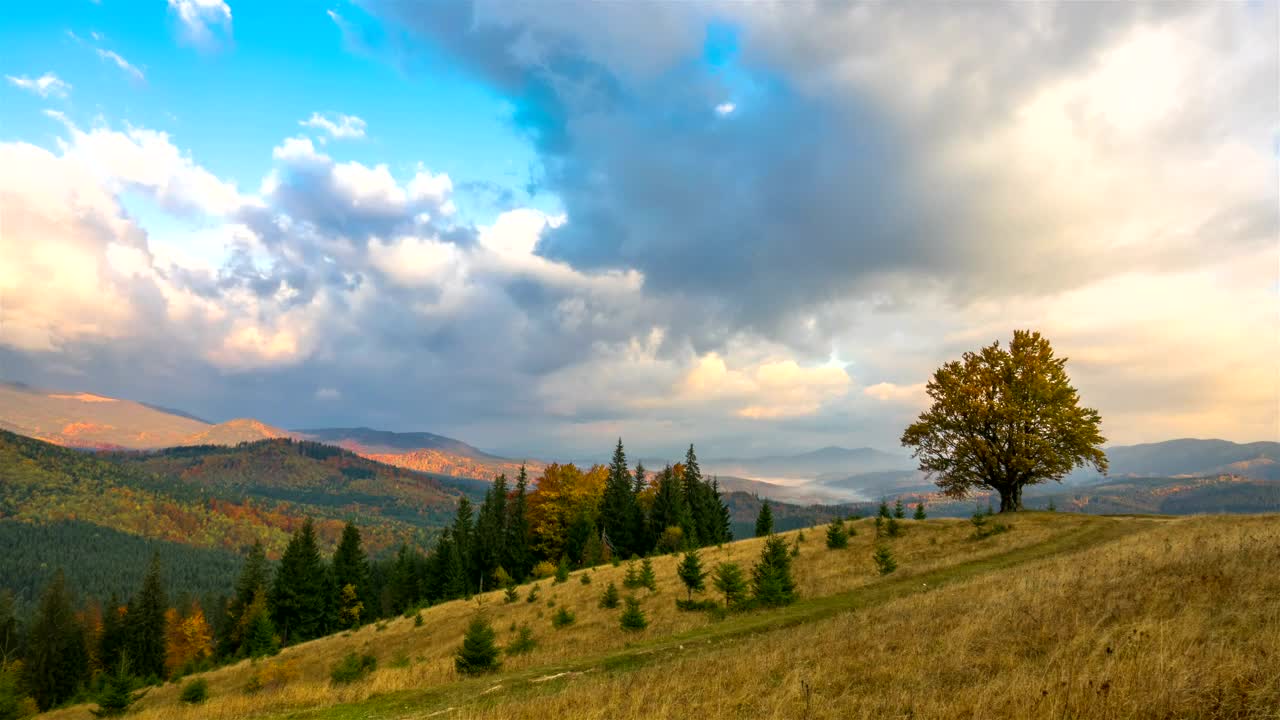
[0, 1, 1275, 457]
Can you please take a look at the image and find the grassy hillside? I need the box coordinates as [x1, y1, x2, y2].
[38, 512, 1279, 720]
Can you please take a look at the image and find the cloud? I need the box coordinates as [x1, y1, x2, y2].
[168, 0, 233, 49]
[300, 112, 368, 140]
[6, 72, 71, 98]
[714, 102, 735, 116]
[95, 48, 145, 81]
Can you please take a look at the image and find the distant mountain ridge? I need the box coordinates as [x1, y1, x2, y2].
[703, 445, 912, 480]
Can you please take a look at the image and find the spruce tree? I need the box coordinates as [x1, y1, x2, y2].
[240, 592, 279, 658]
[712, 562, 748, 608]
[600, 439, 644, 559]
[649, 466, 692, 549]
[331, 523, 369, 628]
[623, 562, 641, 589]
[454, 615, 500, 676]
[825, 517, 849, 549]
[553, 556, 570, 584]
[893, 499, 906, 519]
[619, 596, 648, 632]
[873, 544, 897, 575]
[125, 554, 168, 680]
[682, 445, 710, 547]
[504, 465, 533, 582]
[388, 544, 419, 613]
[914, 502, 927, 520]
[23, 570, 87, 710]
[676, 550, 706, 601]
[0, 590, 17, 665]
[474, 474, 509, 588]
[220, 541, 270, 657]
[91, 661, 144, 717]
[750, 536, 797, 607]
[599, 582, 620, 609]
[710, 478, 733, 543]
[638, 557, 658, 591]
[878, 500, 891, 519]
[452, 498, 476, 594]
[271, 519, 330, 644]
[754, 501, 774, 537]
[97, 596, 126, 675]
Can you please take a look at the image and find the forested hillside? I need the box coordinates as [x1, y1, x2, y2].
[0, 431, 462, 563]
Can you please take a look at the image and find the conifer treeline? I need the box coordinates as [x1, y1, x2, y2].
[0, 440, 730, 713]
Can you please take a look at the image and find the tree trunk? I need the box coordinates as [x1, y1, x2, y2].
[997, 485, 1024, 513]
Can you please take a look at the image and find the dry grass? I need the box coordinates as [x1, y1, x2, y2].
[43, 513, 1280, 720]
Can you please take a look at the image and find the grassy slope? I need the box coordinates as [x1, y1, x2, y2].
[42, 511, 1280, 720]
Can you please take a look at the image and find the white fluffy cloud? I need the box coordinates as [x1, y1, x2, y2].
[300, 112, 367, 140]
[6, 72, 70, 98]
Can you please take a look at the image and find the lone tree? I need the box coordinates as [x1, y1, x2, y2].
[900, 330, 1107, 513]
[454, 614, 501, 676]
[754, 502, 774, 537]
[676, 550, 706, 601]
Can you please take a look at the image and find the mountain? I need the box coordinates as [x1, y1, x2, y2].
[704, 445, 912, 481]
[181, 418, 294, 445]
[0, 430, 465, 562]
[297, 427, 538, 482]
[0, 381, 209, 449]
[1074, 438, 1280, 481]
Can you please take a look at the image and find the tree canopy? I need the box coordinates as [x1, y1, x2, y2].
[900, 330, 1107, 512]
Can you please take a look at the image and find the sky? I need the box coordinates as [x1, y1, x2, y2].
[0, 0, 1277, 459]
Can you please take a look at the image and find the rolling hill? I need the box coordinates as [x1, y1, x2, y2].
[0, 430, 467, 572]
[0, 381, 210, 449]
[296, 427, 536, 481]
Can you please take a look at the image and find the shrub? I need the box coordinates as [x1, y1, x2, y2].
[675, 598, 720, 612]
[553, 556, 570, 584]
[505, 624, 536, 656]
[551, 607, 575, 629]
[826, 517, 849, 549]
[712, 562, 748, 608]
[413, 612, 424, 627]
[885, 516, 904, 538]
[579, 572, 592, 585]
[243, 659, 299, 695]
[599, 581, 620, 609]
[178, 678, 208, 704]
[656, 525, 685, 553]
[619, 596, 648, 632]
[525, 584, 540, 603]
[532, 561, 557, 580]
[330, 651, 377, 685]
[873, 545, 897, 575]
[454, 615, 501, 676]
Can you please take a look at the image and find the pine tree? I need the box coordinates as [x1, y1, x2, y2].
[710, 478, 733, 543]
[750, 535, 797, 607]
[878, 500, 891, 519]
[638, 557, 658, 591]
[623, 562, 641, 589]
[873, 545, 897, 575]
[754, 502, 774, 537]
[893, 499, 906, 519]
[682, 445, 711, 547]
[239, 592, 278, 658]
[125, 554, 168, 680]
[331, 523, 369, 628]
[388, 544, 420, 613]
[23, 570, 87, 710]
[220, 541, 270, 658]
[581, 530, 604, 568]
[600, 440, 644, 559]
[91, 660, 145, 717]
[97, 595, 126, 675]
[474, 474, 509, 588]
[825, 517, 849, 549]
[452, 498, 476, 594]
[648, 466, 691, 552]
[454, 615, 500, 676]
[271, 519, 330, 644]
[676, 550, 706, 601]
[913, 502, 927, 520]
[712, 562, 748, 608]
[0, 590, 17, 665]
[504, 466, 533, 582]
[599, 582, 620, 609]
[619, 596, 647, 632]
[553, 556, 570, 584]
